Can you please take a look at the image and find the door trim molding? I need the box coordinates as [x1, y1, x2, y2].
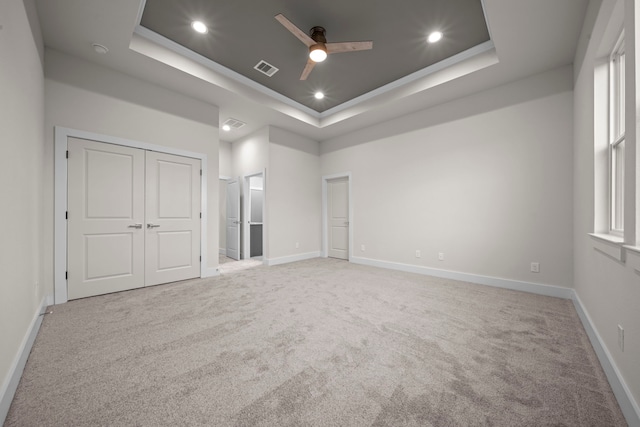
[54, 126, 211, 304]
[321, 172, 352, 260]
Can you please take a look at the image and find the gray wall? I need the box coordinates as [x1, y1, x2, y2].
[230, 126, 322, 262]
[321, 66, 574, 288]
[573, 0, 640, 410]
[0, 0, 46, 420]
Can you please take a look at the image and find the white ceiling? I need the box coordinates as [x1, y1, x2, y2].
[35, 0, 588, 143]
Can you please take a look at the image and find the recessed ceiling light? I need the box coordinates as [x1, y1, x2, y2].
[191, 21, 208, 34]
[314, 92, 325, 100]
[91, 43, 108, 54]
[222, 124, 231, 132]
[428, 31, 443, 43]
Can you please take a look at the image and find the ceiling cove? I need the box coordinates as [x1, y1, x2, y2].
[131, 0, 497, 128]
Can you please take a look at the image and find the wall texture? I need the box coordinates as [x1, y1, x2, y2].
[0, 0, 45, 420]
[43, 49, 220, 286]
[229, 126, 322, 262]
[321, 66, 574, 288]
[573, 0, 640, 412]
[219, 140, 232, 252]
[267, 127, 321, 261]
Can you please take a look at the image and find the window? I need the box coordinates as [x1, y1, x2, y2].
[610, 32, 625, 234]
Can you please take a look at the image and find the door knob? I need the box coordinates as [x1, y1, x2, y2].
[128, 223, 143, 229]
[147, 223, 160, 228]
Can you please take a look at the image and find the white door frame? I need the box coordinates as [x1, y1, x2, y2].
[54, 126, 212, 304]
[322, 172, 353, 260]
[243, 169, 266, 260]
[219, 175, 231, 255]
[224, 177, 242, 260]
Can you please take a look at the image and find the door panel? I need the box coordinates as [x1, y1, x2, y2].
[328, 178, 349, 260]
[67, 138, 145, 300]
[157, 231, 193, 269]
[85, 233, 134, 280]
[226, 178, 241, 260]
[145, 152, 201, 286]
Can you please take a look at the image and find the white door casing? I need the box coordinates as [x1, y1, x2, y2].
[67, 138, 145, 299]
[226, 178, 241, 260]
[145, 151, 201, 286]
[328, 178, 349, 260]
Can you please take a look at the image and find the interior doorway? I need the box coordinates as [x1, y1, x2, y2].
[322, 173, 352, 261]
[243, 171, 265, 260]
[225, 177, 241, 260]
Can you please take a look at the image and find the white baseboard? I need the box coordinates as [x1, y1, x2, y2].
[265, 251, 320, 266]
[350, 256, 574, 299]
[218, 248, 226, 255]
[572, 293, 640, 427]
[202, 267, 221, 278]
[0, 296, 48, 425]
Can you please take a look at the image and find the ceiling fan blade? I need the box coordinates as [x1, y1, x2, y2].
[326, 41, 373, 54]
[275, 14, 314, 47]
[300, 59, 316, 80]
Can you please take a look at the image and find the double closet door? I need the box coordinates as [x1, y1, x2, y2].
[67, 138, 201, 300]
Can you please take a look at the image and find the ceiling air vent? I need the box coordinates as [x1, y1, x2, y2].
[254, 60, 279, 77]
[223, 118, 246, 130]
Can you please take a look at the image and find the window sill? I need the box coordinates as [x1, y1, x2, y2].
[588, 233, 625, 262]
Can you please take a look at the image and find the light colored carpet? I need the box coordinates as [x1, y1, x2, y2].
[218, 254, 236, 265]
[218, 258, 263, 274]
[6, 259, 626, 426]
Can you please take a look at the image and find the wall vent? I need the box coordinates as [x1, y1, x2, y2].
[223, 118, 246, 130]
[254, 60, 279, 77]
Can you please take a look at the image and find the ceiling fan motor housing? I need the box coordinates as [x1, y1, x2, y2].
[310, 26, 327, 43]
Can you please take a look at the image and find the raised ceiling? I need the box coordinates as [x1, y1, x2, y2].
[139, 0, 491, 113]
[35, 0, 589, 142]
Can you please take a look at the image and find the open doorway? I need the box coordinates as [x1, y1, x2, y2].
[218, 172, 265, 274]
[243, 171, 265, 260]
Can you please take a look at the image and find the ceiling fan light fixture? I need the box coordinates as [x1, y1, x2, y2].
[309, 44, 327, 62]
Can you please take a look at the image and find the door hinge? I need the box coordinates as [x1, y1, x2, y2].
[66, 211, 68, 219]
[66, 150, 69, 159]
[200, 169, 202, 176]
[65, 271, 68, 280]
[200, 212, 202, 218]
[199, 256, 201, 262]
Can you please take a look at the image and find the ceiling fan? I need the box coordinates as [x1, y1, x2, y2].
[275, 14, 373, 80]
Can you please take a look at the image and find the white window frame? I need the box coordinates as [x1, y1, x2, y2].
[609, 31, 625, 236]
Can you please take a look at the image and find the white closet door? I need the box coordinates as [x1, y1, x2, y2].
[328, 178, 349, 260]
[67, 138, 145, 300]
[145, 151, 201, 286]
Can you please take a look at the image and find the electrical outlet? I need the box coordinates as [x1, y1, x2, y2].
[361, 244, 365, 252]
[438, 252, 444, 261]
[531, 262, 540, 273]
[618, 325, 624, 351]
[415, 250, 421, 258]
